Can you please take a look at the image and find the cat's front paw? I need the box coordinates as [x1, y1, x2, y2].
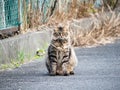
[70, 71, 74, 75]
[63, 71, 70, 76]
[49, 71, 56, 76]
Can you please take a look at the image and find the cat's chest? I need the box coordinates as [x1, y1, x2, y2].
[54, 48, 70, 59]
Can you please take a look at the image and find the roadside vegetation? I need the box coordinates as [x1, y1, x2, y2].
[0, 47, 46, 71]
[20, 0, 120, 47]
[0, 0, 120, 70]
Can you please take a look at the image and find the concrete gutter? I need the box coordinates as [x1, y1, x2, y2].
[0, 30, 51, 65]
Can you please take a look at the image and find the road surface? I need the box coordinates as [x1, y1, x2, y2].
[0, 40, 120, 90]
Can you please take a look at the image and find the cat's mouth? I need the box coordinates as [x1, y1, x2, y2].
[51, 43, 70, 52]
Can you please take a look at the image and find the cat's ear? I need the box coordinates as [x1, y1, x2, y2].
[65, 21, 70, 30]
[53, 28, 58, 32]
[53, 25, 58, 32]
[63, 25, 69, 32]
[61, 21, 70, 31]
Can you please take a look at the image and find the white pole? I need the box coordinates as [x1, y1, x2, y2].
[1, 0, 6, 29]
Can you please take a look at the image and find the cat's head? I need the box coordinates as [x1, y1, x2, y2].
[53, 26, 69, 39]
[51, 25, 70, 48]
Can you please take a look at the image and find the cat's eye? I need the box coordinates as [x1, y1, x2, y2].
[53, 32, 59, 37]
[63, 32, 68, 36]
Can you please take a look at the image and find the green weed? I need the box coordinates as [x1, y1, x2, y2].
[0, 43, 49, 70]
[17, 51, 25, 64]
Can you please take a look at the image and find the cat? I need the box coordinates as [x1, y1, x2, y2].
[45, 25, 78, 76]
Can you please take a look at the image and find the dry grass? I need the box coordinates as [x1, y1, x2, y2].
[43, 1, 120, 47]
[21, 1, 43, 33]
[47, 0, 96, 26]
[69, 11, 120, 47]
[20, 0, 120, 47]
[27, 9, 42, 29]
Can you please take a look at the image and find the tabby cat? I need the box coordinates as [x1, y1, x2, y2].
[45, 25, 78, 76]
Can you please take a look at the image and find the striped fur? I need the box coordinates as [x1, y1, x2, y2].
[45, 26, 77, 76]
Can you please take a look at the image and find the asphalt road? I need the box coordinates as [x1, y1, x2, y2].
[0, 40, 120, 90]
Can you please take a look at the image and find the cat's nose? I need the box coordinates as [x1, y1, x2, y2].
[59, 33, 62, 37]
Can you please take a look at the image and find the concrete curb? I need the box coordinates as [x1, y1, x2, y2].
[0, 30, 51, 65]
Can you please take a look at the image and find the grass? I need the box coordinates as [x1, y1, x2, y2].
[0, 43, 48, 71]
[0, 44, 47, 70]
[0, 61, 21, 70]
[35, 42, 48, 58]
[20, 0, 119, 32]
[0, 51, 25, 70]
[17, 51, 25, 63]
[70, 10, 120, 47]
